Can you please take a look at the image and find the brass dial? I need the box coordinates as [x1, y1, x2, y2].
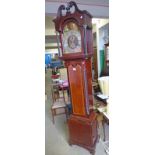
[63, 22, 81, 54]
[68, 34, 78, 49]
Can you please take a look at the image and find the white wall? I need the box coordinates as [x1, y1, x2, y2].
[94, 19, 109, 76]
[45, 16, 55, 36]
[45, 49, 58, 54]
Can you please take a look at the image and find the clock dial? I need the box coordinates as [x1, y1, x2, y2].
[68, 34, 78, 49]
[63, 22, 81, 54]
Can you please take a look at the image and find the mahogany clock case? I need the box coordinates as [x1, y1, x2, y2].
[65, 58, 93, 117]
[64, 49, 98, 155]
[68, 112, 98, 155]
[53, 1, 98, 155]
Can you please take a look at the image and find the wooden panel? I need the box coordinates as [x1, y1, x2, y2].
[68, 64, 86, 116]
[93, 47, 98, 80]
[103, 43, 109, 76]
[85, 59, 93, 107]
[69, 118, 92, 145]
[68, 112, 98, 154]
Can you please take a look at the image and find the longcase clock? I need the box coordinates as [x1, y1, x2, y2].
[53, 1, 98, 154]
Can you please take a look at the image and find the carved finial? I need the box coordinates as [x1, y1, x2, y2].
[55, 1, 92, 18]
[66, 1, 79, 13]
[57, 5, 65, 17]
[66, 3, 71, 13]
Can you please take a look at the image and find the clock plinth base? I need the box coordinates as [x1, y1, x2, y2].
[68, 112, 98, 155]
